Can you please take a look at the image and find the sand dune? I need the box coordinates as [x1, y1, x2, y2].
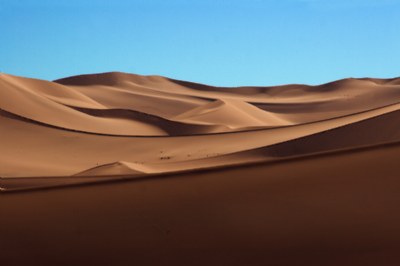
[173, 98, 292, 128]
[3, 72, 400, 265]
[74, 161, 152, 176]
[1, 71, 400, 190]
[3, 141, 400, 265]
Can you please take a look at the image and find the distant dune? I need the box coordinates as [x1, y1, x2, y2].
[1, 72, 400, 190]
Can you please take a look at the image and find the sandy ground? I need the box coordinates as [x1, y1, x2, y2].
[2, 143, 400, 265]
[1, 72, 400, 265]
[1, 72, 400, 189]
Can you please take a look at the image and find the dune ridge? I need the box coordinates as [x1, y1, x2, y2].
[1, 72, 400, 191]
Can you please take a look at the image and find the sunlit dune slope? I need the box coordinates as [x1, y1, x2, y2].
[1, 72, 400, 190]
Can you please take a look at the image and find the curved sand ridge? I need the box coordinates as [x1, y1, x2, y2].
[1, 72, 400, 190]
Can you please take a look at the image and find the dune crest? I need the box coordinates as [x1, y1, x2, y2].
[74, 161, 153, 176]
[173, 98, 292, 128]
[1, 71, 400, 190]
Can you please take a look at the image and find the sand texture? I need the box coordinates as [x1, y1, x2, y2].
[1, 72, 400, 190]
[2, 72, 400, 265]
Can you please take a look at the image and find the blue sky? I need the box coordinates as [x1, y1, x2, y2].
[1, 0, 399, 86]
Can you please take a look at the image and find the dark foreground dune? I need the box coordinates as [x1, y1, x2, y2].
[1, 72, 400, 265]
[2, 142, 400, 265]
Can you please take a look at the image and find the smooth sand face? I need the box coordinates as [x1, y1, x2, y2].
[1, 72, 400, 190]
[2, 72, 400, 265]
[2, 142, 400, 265]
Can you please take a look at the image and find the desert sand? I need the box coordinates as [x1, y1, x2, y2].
[1, 72, 400, 265]
[2, 72, 400, 189]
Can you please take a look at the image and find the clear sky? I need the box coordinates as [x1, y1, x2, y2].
[1, 0, 399, 86]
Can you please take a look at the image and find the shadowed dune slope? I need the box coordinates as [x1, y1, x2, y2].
[3, 142, 400, 265]
[1, 72, 400, 190]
